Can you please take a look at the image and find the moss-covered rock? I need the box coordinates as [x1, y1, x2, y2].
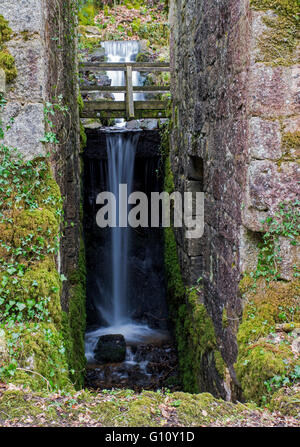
[251, 0, 299, 66]
[236, 278, 300, 404]
[0, 323, 72, 391]
[250, 0, 299, 18]
[269, 385, 300, 417]
[0, 258, 62, 325]
[1, 386, 290, 427]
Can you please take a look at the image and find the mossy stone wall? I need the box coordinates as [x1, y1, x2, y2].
[0, 1, 86, 390]
[169, 0, 299, 403]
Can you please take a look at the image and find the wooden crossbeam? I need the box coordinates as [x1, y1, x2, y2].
[80, 85, 170, 93]
[81, 109, 168, 119]
[80, 62, 170, 72]
[81, 100, 168, 119]
[83, 100, 167, 111]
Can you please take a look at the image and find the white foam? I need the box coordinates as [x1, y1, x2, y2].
[85, 322, 169, 362]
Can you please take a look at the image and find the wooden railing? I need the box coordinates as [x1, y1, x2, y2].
[79, 62, 170, 120]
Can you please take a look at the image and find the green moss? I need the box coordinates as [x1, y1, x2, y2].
[251, 0, 299, 66]
[63, 237, 86, 389]
[14, 208, 59, 249]
[250, 0, 299, 18]
[136, 51, 151, 62]
[2, 323, 72, 391]
[0, 50, 17, 83]
[235, 278, 300, 404]
[0, 15, 12, 43]
[168, 391, 251, 426]
[78, 2, 96, 26]
[0, 258, 62, 326]
[77, 93, 84, 115]
[0, 390, 43, 419]
[80, 121, 87, 150]
[164, 227, 185, 307]
[214, 350, 226, 378]
[0, 386, 287, 426]
[34, 165, 63, 219]
[236, 341, 295, 403]
[222, 307, 229, 329]
[175, 293, 221, 392]
[0, 15, 17, 83]
[269, 386, 300, 417]
[282, 131, 300, 150]
[0, 207, 59, 268]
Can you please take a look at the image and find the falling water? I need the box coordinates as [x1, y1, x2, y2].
[106, 132, 139, 325]
[85, 41, 168, 362]
[101, 41, 144, 102]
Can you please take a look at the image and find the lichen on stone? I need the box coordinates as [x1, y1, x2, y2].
[251, 0, 299, 66]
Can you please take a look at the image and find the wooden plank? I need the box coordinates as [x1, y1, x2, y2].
[80, 85, 170, 93]
[81, 109, 168, 119]
[83, 100, 167, 111]
[83, 101, 126, 111]
[80, 62, 170, 72]
[125, 65, 134, 119]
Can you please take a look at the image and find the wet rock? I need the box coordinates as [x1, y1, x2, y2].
[85, 342, 180, 391]
[84, 26, 101, 36]
[126, 120, 141, 129]
[95, 74, 111, 86]
[90, 48, 105, 63]
[94, 334, 126, 363]
[140, 119, 158, 130]
[82, 120, 102, 130]
[291, 337, 300, 354]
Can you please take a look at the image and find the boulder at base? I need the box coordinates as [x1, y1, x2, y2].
[94, 334, 126, 363]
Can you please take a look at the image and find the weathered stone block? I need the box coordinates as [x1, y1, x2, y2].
[0, 0, 44, 34]
[249, 117, 282, 160]
[2, 102, 46, 159]
[239, 226, 261, 273]
[249, 64, 300, 117]
[278, 236, 299, 281]
[7, 38, 46, 101]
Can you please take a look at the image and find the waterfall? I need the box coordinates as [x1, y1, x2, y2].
[106, 132, 139, 325]
[85, 41, 168, 362]
[101, 41, 145, 102]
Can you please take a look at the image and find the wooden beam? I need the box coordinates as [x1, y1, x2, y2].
[125, 65, 134, 119]
[79, 62, 170, 72]
[81, 100, 169, 119]
[80, 85, 170, 93]
[83, 100, 167, 111]
[81, 109, 168, 119]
